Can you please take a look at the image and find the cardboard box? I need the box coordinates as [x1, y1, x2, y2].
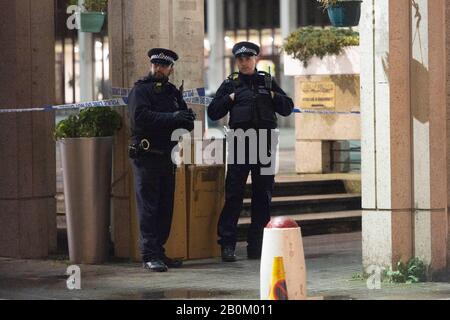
[186, 165, 225, 260]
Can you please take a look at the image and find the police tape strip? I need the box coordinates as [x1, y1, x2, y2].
[0, 96, 209, 114]
[0, 98, 129, 114]
[111, 87, 206, 99]
[0, 86, 207, 114]
[184, 96, 213, 105]
[293, 108, 361, 115]
[0, 88, 360, 116]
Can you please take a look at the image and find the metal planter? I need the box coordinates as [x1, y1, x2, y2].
[327, 1, 362, 27]
[59, 137, 113, 264]
[77, 12, 106, 33]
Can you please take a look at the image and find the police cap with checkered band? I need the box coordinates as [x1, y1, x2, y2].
[147, 48, 179, 66]
[232, 41, 260, 58]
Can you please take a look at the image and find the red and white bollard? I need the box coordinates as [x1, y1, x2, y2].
[260, 217, 307, 300]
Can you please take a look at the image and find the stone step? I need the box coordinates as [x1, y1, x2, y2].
[241, 193, 362, 217]
[237, 211, 362, 240]
[244, 179, 347, 198]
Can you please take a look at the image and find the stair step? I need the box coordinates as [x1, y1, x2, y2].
[244, 180, 347, 198]
[241, 193, 361, 216]
[237, 211, 362, 239]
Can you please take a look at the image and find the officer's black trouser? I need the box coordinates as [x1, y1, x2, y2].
[217, 163, 275, 250]
[131, 155, 176, 263]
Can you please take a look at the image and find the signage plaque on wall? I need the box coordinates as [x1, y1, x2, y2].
[300, 81, 336, 109]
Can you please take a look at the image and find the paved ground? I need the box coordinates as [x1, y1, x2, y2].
[1, 232, 449, 300]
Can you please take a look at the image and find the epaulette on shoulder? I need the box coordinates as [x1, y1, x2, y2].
[257, 70, 271, 77]
[227, 72, 240, 81]
[135, 76, 153, 86]
[166, 81, 177, 90]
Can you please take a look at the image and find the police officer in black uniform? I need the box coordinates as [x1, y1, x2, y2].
[128, 48, 196, 272]
[207, 42, 294, 262]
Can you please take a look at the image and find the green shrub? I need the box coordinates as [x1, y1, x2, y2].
[317, 0, 360, 9]
[386, 258, 428, 284]
[283, 27, 359, 67]
[317, 0, 339, 8]
[54, 107, 122, 140]
[69, 0, 108, 12]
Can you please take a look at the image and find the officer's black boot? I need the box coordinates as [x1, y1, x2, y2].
[143, 260, 168, 272]
[247, 245, 262, 260]
[221, 245, 237, 262]
[162, 256, 183, 268]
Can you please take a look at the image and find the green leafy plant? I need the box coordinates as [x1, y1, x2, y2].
[317, 0, 339, 9]
[69, 0, 108, 12]
[385, 258, 428, 284]
[350, 273, 365, 281]
[283, 27, 359, 67]
[54, 107, 122, 140]
[317, 0, 360, 9]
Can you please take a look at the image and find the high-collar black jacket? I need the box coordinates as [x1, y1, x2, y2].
[128, 75, 193, 152]
[207, 71, 294, 130]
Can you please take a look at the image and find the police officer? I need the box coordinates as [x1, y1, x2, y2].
[207, 42, 294, 262]
[128, 48, 195, 272]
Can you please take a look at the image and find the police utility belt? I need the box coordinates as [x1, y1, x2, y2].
[129, 139, 165, 159]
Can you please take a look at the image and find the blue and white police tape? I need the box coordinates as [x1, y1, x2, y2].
[111, 86, 206, 99]
[0, 86, 207, 114]
[293, 108, 360, 115]
[184, 96, 213, 106]
[1, 86, 360, 115]
[0, 98, 128, 114]
[112, 86, 211, 106]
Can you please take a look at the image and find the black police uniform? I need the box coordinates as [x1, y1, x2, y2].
[128, 49, 194, 270]
[207, 42, 294, 260]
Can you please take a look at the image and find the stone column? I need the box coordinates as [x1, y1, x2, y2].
[446, 1, 450, 271]
[108, 0, 205, 258]
[411, 0, 447, 271]
[361, 0, 448, 273]
[280, 0, 297, 128]
[207, 0, 225, 94]
[0, 0, 56, 258]
[361, 0, 414, 270]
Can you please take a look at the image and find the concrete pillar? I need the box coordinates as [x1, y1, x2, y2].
[79, 0, 95, 101]
[207, 0, 225, 94]
[411, 0, 447, 271]
[361, 0, 414, 270]
[108, 0, 205, 258]
[0, 0, 56, 258]
[280, 0, 297, 128]
[361, 0, 448, 273]
[446, 2, 450, 271]
[280, 0, 297, 94]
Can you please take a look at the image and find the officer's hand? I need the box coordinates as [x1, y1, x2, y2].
[173, 110, 196, 122]
[187, 108, 197, 120]
[179, 121, 195, 132]
[235, 87, 253, 104]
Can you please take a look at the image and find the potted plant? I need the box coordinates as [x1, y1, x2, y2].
[282, 27, 359, 75]
[55, 107, 122, 264]
[70, 0, 108, 33]
[317, 0, 362, 27]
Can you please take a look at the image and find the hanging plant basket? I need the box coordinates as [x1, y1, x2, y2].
[327, 1, 362, 27]
[77, 12, 106, 33]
